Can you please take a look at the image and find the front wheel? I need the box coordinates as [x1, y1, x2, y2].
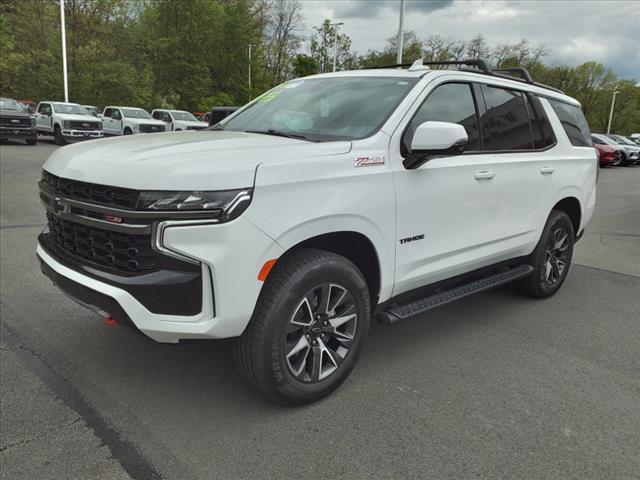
[123, 128, 132, 135]
[54, 125, 66, 146]
[519, 210, 575, 298]
[234, 248, 371, 405]
[26, 138, 37, 145]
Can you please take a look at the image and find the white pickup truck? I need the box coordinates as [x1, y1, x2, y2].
[101, 106, 166, 136]
[35, 101, 104, 145]
[151, 109, 209, 131]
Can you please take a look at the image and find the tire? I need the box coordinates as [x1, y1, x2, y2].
[26, 138, 37, 145]
[519, 210, 575, 298]
[54, 125, 66, 146]
[123, 128, 132, 135]
[234, 248, 371, 405]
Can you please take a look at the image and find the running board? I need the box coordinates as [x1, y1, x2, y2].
[378, 264, 534, 325]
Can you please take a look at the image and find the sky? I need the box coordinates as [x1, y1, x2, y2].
[298, 0, 640, 81]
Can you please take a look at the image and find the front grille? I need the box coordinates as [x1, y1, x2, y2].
[47, 212, 157, 273]
[139, 124, 165, 133]
[69, 120, 100, 130]
[42, 171, 139, 209]
[0, 116, 31, 127]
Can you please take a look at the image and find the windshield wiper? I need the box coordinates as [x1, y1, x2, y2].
[245, 129, 310, 141]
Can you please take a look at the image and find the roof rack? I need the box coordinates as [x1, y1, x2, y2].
[364, 59, 564, 94]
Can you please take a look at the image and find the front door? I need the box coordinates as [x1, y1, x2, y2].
[390, 80, 500, 295]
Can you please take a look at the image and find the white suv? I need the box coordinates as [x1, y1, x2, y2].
[36, 101, 104, 145]
[151, 109, 209, 131]
[101, 106, 166, 135]
[36, 60, 596, 404]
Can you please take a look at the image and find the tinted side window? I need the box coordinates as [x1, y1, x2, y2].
[103, 108, 112, 117]
[152, 111, 162, 120]
[528, 94, 556, 149]
[404, 83, 480, 153]
[548, 99, 592, 146]
[480, 85, 533, 150]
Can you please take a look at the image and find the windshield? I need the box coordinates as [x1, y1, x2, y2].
[122, 108, 152, 119]
[171, 110, 198, 121]
[217, 77, 419, 142]
[51, 103, 86, 114]
[83, 106, 99, 116]
[0, 98, 23, 111]
[592, 134, 613, 145]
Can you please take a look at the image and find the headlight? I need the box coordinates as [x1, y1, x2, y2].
[63, 120, 72, 129]
[137, 189, 253, 222]
[30, 117, 36, 127]
[97, 122, 103, 130]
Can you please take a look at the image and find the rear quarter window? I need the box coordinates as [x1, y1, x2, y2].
[548, 99, 592, 147]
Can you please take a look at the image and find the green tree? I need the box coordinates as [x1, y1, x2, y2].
[292, 54, 318, 77]
[310, 19, 353, 73]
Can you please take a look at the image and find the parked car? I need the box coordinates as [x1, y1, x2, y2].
[0, 97, 37, 145]
[101, 106, 166, 135]
[591, 134, 634, 166]
[604, 134, 640, 165]
[151, 109, 208, 131]
[83, 105, 102, 118]
[36, 60, 596, 405]
[207, 106, 238, 126]
[593, 141, 621, 166]
[35, 101, 104, 145]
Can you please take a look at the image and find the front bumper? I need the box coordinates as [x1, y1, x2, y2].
[62, 129, 103, 141]
[37, 216, 284, 343]
[0, 126, 37, 140]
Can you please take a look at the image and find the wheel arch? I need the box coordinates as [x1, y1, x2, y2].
[281, 231, 382, 306]
[552, 196, 581, 236]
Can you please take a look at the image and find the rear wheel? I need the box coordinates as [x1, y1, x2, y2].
[234, 248, 371, 405]
[519, 210, 574, 298]
[26, 138, 37, 145]
[54, 125, 66, 146]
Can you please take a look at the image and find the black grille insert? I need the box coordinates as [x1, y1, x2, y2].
[139, 124, 165, 133]
[41, 171, 139, 209]
[0, 116, 31, 127]
[69, 120, 100, 130]
[47, 212, 157, 273]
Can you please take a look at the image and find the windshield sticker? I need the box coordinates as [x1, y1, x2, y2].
[257, 88, 283, 103]
[355, 156, 385, 167]
[284, 80, 304, 89]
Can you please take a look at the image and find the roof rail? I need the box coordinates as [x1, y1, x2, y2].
[363, 59, 564, 94]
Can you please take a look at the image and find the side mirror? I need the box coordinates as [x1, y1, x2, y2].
[404, 121, 468, 169]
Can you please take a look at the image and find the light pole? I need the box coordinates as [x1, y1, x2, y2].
[396, 0, 405, 64]
[607, 90, 619, 134]
[330, 22, 344, 72]
[59, 0, 69, 102]
[248, 44, 255, 100]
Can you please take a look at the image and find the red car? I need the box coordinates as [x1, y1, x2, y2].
[594, 142, 621, 167]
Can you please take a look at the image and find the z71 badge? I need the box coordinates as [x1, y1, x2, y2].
[354, 155, 385, 167]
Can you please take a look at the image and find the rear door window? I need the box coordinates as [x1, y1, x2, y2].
[480, 85, 534, 150]
[548, 99, 592, 146]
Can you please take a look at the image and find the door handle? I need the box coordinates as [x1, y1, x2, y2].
[540, 166, 555, 175]
[474, 171, 495, 180]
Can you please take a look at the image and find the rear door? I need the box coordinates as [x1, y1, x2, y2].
[390, 79, 501, 294]
[477, 84, 558, 256]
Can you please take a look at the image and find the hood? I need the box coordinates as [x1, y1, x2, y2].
[56, 113, 99, 122]
[43, 130, 351, 191]
[0, 109, 31, 118]
[127, 117, 165, 125]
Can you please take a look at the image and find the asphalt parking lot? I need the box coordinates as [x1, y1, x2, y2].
[1, 141, 639, 480]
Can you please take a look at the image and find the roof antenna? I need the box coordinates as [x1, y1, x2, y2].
[408, 59, 430, 72]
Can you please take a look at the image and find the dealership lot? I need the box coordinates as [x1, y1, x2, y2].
[1, 142, 639, 479]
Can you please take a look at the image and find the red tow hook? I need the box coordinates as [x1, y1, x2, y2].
[104, 316, 119, 326]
